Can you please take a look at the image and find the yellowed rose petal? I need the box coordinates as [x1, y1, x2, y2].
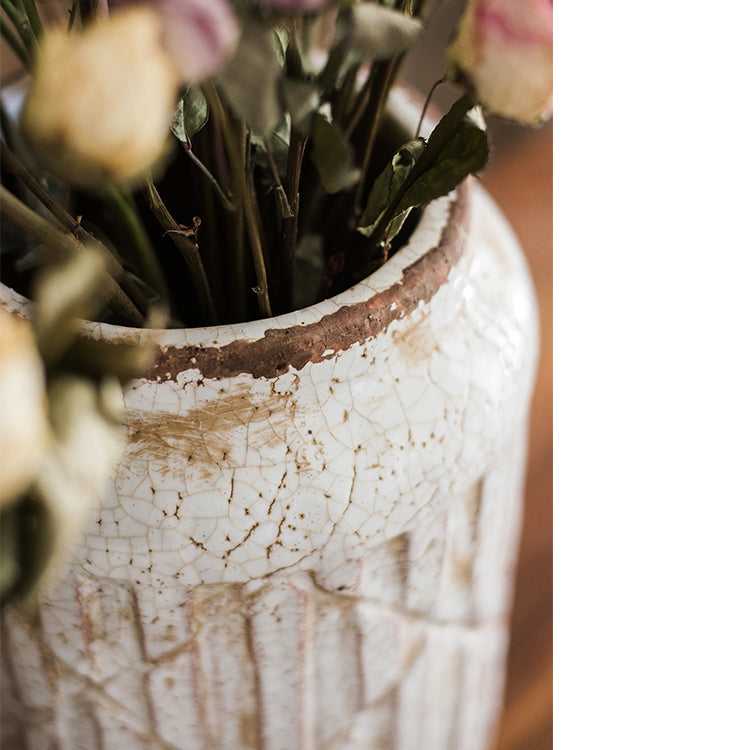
[0, 310, 49, 508]
[21, 7, 180, 190]
[447, 0, 553, 124]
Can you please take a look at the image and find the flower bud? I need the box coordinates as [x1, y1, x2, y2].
[20, 7, 180, 190]
[447, 0, 552, 124]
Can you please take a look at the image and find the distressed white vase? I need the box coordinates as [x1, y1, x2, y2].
[1, 171, 538, 749]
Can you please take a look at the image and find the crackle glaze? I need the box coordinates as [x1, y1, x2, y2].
[1, 177, 538, 749]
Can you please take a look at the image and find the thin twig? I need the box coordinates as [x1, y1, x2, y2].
[182, 141, 233, 211]
[416, 78, 446, 138]
[144, 178, 218, 325]
[0, 185, 144, 326]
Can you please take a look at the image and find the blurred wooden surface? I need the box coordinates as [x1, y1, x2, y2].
[484, 122, 553, 750]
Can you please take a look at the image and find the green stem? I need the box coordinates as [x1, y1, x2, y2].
[0, 17, 31, 69]
[415, 77, 446, 138]
[203, 83, 246, 319]
[352, 56, 401, 221]
[204, 83, 272, 319]
[67, 0, 80, 31]
[0, 0, 39, 61]
[20, 0, 43, 41]
[144, 179, 218, 325]
[182, 142, 233, 211]
[242, 164, 272, 319]
[280, 130, 306, 311]
[107, 188, 168, 304]
[0, 185, 144, 326]
[0, 141, 149, 315]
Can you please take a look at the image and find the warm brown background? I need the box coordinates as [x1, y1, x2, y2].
[484, 123, 553, 750]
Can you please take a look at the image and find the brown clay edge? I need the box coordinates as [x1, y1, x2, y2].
[147, 184, 470, 382]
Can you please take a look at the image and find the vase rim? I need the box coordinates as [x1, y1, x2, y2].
[1, 180, 470, 382]
[0, 85, 470, 381]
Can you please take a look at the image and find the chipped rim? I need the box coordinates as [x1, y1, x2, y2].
[0, 88, 473, 381]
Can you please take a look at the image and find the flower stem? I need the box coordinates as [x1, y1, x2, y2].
[416, 77, 446, 138]
[203, 83, 272, 319]
[182, 142, 233, 211]
[107, 187, 168, 306]
[144, 179, 218, 325]
[0, 17, 31, 69]
[20, 0, 43, 41]
[352, 55, 401, 221]
[280, 130, 307, 311]
[0, 141, 149, 315]
[0, 185, 144, 326]
[0, 0, 39, 61]
[243, 147, 272, 319]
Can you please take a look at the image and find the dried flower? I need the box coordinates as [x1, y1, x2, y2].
[114, 0, 241, 82]
[447, 0, 553, 124]
[0, 310, 49, 509]
[20, 6, 180, 190]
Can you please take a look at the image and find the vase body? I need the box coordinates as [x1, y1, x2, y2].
[1, 178, 538, 750]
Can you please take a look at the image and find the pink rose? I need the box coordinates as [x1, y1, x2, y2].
[447, 0, 552, 123]
[111, 0, 240, 82]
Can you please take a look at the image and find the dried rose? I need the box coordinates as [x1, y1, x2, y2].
[447, 0, 553, 124]
[112, 0, 240, 82]
[0, 310, 49, 509]
[20, 6, 180, 190]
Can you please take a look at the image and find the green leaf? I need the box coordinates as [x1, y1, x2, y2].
[310, 112, 361, 194]
[215, 19, 283, 136]
[395, 106, 489, 214]
[344, 4, 422, 60]
[170, 86, 209, 143]
[358, 138, 426, 235]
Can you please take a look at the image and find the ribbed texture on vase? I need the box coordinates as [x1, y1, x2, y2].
[1, 439, 526, 750]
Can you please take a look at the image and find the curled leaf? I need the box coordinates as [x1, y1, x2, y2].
[170, 86, 209, 143]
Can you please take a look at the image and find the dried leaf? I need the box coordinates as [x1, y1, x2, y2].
[344, 4, 422, 60]
[310, 112, 361, 194]
[170, 86, 209, 143]
[358, 138, 426, 235]
[215, 18, 283, 136]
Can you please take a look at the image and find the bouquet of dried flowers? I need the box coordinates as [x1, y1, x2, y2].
[1, 0, 551, 326]
[0, 0, 551, 602]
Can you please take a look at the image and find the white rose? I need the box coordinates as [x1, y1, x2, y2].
[21, 7, 180, 189]
[0, 309, 49, 508]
